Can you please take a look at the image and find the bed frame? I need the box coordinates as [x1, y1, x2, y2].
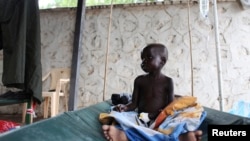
[0, 100, 249, 141]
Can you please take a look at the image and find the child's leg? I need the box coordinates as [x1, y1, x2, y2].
[102, 124, 203, 141]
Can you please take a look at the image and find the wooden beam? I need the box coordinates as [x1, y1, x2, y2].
[68, 0, 86, 111]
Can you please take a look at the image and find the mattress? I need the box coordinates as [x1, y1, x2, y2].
[0, 100, 249, 141]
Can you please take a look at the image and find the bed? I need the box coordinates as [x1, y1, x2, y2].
[0, 100, 249, 141]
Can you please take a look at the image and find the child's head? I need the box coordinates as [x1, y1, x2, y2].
[140, 43, 168, 73]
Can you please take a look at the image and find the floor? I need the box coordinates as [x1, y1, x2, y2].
[0, 114, 45, 125]
[0, 114, 45, 134]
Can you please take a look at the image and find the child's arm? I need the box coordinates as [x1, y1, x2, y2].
[115, 76, 140, 112]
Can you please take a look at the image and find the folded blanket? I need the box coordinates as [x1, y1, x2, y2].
[99, 96, 207, 141]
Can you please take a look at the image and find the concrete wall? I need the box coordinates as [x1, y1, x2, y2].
[1, 1, 250, 116]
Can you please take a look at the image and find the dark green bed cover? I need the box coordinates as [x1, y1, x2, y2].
[0, 100, 250, 141]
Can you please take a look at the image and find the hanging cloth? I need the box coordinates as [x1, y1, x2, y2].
[0, 0, 18, 50]
[0, 0, 42, 104]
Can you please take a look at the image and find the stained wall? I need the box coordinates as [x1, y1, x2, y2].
[0, 2, 249, 116]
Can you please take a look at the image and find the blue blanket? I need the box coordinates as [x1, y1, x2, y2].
[99, 96, 207, 141]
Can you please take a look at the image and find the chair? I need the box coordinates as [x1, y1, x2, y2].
[42, 68, 71, 118]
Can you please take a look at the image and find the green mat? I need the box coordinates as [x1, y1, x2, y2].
[0, 100, 250, 141]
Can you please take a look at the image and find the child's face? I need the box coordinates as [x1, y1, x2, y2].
[140, 47, 163, 73]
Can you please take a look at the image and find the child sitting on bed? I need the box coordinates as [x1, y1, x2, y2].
[102, 43, 203, 141]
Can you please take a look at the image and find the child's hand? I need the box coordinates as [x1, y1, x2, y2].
[114, 104, 127, 112]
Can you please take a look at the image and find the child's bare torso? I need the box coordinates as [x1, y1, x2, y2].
[136, 75, 173, 115]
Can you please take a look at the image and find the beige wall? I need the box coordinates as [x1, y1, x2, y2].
[1, 2, 250, 116]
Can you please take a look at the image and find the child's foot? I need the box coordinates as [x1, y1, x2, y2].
[102, 125, 128, 141]
[102, 124, 202, 141]
[179, 130, 203, 141]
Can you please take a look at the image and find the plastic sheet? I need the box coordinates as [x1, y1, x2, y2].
[228, 100, 250, 118]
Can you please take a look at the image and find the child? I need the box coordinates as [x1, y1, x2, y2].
[114, 43, 174, 120]
[102, 43, 203, 141]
